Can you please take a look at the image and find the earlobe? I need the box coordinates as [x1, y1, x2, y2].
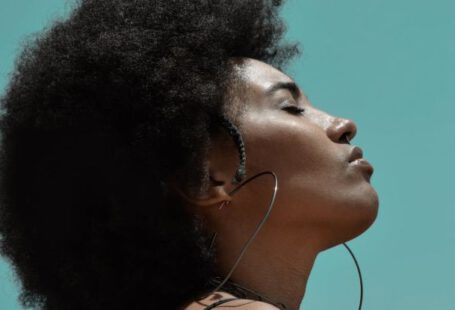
[172, 177, 232, 209]
[190, 185, 232, 208]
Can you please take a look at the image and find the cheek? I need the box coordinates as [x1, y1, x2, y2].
[241, 112, 341, 203]
[242, 112, 330, 169]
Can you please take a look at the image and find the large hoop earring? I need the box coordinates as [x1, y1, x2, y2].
[202, 170, 365, 310]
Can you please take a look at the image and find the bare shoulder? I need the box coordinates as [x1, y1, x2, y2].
[182, 291, 280, 310]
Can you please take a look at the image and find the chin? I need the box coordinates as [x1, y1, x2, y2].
[346, 187, 379, 242]
[321, 188, 379, 250]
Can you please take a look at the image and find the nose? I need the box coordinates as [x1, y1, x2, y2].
[326, 116, 357, 144]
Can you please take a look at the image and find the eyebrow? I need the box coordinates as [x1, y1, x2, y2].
[265, 81, 301, 99]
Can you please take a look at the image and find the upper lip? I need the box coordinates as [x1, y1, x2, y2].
[348, 146, 364, 163]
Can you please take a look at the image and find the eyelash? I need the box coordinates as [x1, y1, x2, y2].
[282, 105, 305, 115]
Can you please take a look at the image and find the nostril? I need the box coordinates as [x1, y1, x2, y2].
[340, 132, 351, 144]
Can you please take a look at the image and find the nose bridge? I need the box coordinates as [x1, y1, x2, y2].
[310, 107, 335, 131]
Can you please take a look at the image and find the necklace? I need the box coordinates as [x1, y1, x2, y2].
[208, 276, 287, 310]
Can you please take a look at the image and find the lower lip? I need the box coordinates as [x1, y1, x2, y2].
[349, 158, 374, 178]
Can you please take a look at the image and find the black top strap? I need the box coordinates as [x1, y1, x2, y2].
[204, 297, 239, 309]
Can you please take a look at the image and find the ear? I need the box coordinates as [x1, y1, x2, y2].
[171, 169, 234, 210]
[173, 135, 239, 209]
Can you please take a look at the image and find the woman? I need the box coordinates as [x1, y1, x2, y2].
[0, 1, 378, 310]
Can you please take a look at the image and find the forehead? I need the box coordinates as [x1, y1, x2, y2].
[235, 58, 294, 93]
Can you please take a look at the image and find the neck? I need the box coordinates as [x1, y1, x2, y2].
[216, 228, 321, 310]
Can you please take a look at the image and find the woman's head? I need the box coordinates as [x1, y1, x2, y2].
[0, 0, 299, 309]
[187, 59, 379, 262]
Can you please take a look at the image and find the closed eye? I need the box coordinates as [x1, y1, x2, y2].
[282, 105, 305, 115]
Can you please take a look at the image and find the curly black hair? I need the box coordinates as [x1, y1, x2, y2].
[0, 1, 299, 309]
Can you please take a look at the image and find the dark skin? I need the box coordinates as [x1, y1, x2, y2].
[181, 58, 379, 310]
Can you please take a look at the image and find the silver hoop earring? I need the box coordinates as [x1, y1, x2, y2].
[202, 170, 364, 310]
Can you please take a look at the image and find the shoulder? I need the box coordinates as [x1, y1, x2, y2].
[182, 291, 280, 310]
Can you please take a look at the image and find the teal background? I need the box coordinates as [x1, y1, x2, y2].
[0, 0, 454, 309]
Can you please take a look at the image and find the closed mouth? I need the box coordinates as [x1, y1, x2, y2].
[348, 146, 374, 178]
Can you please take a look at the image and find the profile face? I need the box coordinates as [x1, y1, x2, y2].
[227, 58, 379, 249]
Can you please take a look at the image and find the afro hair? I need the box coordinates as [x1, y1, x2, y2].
[0, 0, 299, 309]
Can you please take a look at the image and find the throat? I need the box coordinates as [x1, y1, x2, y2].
[212, 243, 318, 310]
